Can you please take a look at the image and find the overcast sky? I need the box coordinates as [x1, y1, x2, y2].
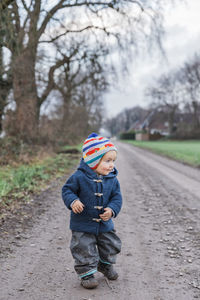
[104, 0, 200, 117]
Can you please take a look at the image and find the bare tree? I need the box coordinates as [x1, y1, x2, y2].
[105, 106, 148, 136]
[181, 54, 200, 130]
[1, 0, 165, 142]
[37, 36, 109, 143]
[146, 72, 183, 135]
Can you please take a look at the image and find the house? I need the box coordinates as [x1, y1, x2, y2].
[129, 109, 170, 140]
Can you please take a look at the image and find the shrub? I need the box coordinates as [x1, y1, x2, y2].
[119, 131, 135, 140]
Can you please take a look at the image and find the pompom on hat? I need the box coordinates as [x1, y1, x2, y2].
[82, 133, 117, 169]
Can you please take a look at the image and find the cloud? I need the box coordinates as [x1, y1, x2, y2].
[104, 0, 200, 117]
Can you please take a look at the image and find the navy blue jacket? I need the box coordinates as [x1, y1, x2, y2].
[62, 159, 122, 234]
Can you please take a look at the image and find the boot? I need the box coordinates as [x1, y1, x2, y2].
[81, 274, 98, 289]
[97, 262, 118, 280]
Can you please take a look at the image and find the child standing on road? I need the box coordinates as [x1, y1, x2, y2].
[62, 133, 122, 289]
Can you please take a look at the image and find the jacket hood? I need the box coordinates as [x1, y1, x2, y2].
[78, 158, 118, 179]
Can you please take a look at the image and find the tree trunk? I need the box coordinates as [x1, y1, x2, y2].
[0, 87, 11, 134]
[60, 95, 71, 139]
[0, 46, 12, 134]
[12, 48, 39, 143]
[168, 107, 176, 136]
[192, 101, 200, 129]
[0, 106, 3, 133]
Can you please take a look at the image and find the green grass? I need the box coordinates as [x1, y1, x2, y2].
[61, 143, 82, 151]
[124, 140, 200, 167]
[0, 152, 80, 207]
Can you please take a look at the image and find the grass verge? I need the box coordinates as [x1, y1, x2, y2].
[123, 140, 200, 167]
[0, 151, 80, 210]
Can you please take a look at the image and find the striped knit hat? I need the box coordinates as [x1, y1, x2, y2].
[82, 133, 117, 169]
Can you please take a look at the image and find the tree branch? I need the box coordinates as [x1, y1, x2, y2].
[0, 0, 14, 10]
[39, 25, 107, 44]
[12, 1, 21, 32]
[38, 55, 71, 105]
[37, 0, 122, 40]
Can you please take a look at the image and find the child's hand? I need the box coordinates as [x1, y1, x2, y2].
[71, 200, 84, 214]
[99, 207, 112, 221]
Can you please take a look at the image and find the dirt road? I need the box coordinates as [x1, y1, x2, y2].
[1, 142, 200, 300]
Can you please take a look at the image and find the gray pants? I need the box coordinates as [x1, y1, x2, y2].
[70, 230, 121, 278]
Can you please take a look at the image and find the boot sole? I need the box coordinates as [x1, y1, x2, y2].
[81, 281, 98, 289]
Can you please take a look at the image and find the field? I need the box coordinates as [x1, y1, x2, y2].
[125, 140, 200, 167]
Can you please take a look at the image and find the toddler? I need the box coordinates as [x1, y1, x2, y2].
[62, 132, 122, 289]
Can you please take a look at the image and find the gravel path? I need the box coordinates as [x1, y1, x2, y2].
[0, 142, 200, 300]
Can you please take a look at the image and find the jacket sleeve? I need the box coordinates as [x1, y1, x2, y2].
[62, 173, 80, 210]
[107, 178, 122, 217]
